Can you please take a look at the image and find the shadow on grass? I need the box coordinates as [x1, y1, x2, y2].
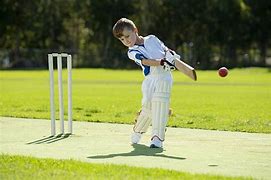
[26, 133, 72, 144]
[87, 144, 186, 160]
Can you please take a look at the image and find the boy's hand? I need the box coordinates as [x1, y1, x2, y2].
[165, 50, 181, 64]
[160, 59, 176, 71]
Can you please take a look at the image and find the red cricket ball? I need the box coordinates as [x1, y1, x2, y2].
[218, 67, 228, 77]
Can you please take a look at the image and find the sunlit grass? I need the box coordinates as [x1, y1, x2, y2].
[0, 67, 270, 133]
[0, 154, 251, 180]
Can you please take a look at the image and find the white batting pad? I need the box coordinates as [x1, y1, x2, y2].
[133, 102, 152, 133]
[151, 81, 171, 141]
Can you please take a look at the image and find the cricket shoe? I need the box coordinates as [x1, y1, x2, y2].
[131, 132, 142, 144]
[150, 136, 163, 148]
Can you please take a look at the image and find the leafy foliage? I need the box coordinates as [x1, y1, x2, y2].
[0, 0, 270, 68]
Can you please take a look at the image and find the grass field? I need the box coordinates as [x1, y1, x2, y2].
[0, 68, 270, 179]
[0, 67, 270, 133]
[0, 154, 251, 180]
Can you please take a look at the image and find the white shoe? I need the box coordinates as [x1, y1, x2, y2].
[131, 132, 142, 144]
[150, 136, 162, 148]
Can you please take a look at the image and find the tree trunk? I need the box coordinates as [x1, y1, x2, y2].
[259, 41, 266, 66]
[227, 44, 237, 68]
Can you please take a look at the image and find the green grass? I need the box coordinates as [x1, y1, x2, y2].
[0, 67, 270, 133]
[0, 154, 251, 180]
[0, 68, 268, 179]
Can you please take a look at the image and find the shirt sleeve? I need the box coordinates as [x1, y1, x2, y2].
[151, 35, 168, 51]
[127, 50, 146, 66]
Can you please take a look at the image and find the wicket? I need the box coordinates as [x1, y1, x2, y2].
[48, 53, 72, 136]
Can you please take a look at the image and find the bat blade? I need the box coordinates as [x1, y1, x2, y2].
[174, 58, 197, 81]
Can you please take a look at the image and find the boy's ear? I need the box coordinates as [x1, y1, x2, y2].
[134, 28, 138, 33]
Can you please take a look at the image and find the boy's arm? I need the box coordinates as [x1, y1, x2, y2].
[142, 59, 176, 71]
[127, 50, 174, 70]
[141, 59, 161, 66]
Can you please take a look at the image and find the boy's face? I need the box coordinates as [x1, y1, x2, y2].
[118, 28, 137, 47]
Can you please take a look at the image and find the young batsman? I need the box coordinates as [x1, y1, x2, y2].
[112, 18, 180, 148]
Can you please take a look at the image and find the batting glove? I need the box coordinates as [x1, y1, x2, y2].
[165, 50, 181, 64]
[160, 59, 176, 71]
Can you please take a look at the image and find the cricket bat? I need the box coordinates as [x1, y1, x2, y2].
[174, 58, 197, 81]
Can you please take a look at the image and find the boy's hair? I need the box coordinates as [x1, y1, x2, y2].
[112, 18, 137, 38]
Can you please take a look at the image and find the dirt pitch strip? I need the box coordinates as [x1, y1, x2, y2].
[0, 117, 270, 179]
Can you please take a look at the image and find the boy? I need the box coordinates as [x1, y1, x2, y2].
[112, 18, 180, 148]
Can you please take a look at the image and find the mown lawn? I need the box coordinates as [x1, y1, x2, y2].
[0, 67, 270, 133]
[0, 154, 251, 180]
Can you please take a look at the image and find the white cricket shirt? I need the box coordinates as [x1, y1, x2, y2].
[127, 35, 168, 76]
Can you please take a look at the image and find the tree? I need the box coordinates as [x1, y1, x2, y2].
[245, 0, 271, 66]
